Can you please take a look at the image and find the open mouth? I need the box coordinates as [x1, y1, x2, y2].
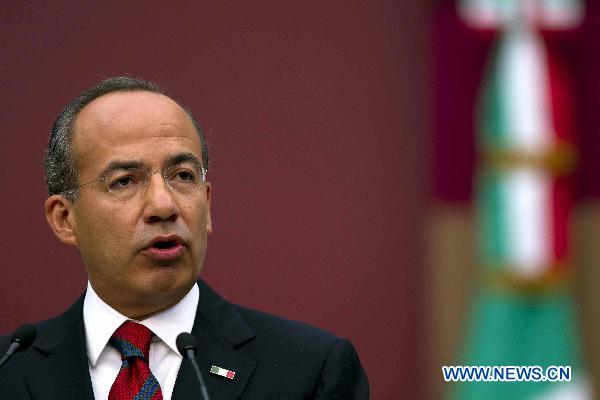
[144, 236, 185, 260]
[151, 240, 179, 249]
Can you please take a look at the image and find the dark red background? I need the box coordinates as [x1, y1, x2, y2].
[0, 1, 429, 398]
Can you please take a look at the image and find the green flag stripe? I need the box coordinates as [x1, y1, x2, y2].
[478, 170, 506, 269]
[453, 290, 584, 400]
[479, 43, 507, 149]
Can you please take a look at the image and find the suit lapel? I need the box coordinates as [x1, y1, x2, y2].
[23, 295, 95, 400]
[172, 280, 257, 400]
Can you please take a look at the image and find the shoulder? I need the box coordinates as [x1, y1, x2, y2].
[0, 294, 85, 366]
[3, 293, 84, 337]
[197, 278, 363, 365]
[236, 304, 339, 347]
[196, 280, 368, 398]
[229, 304, 370, 399]
[0, 297, 87, 398]
[197, 279, 341, 358]
[233, 303, 351, 364]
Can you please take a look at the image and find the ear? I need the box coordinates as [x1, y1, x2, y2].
[44, 195, 78, 246]
[205, 182, 213, 234]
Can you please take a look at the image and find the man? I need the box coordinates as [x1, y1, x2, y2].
[0, 77, 369, 399]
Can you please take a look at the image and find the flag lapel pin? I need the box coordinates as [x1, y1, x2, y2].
[210, 365, 236, 380]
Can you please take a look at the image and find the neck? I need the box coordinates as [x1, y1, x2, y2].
[89, 282, 192, 321]
[121, 297, 183, 320]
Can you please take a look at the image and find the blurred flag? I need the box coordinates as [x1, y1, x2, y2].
[453, 0, 590, 399]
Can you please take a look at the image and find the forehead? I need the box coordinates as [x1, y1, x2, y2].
[72, 91, 202, 170]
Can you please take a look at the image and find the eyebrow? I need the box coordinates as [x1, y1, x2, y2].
[100, 160, 145, 177]
[166, 152, 203, 169]
[99, 153, 203, 177]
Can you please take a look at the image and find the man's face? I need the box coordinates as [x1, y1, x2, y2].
[67, 91, 212, 317]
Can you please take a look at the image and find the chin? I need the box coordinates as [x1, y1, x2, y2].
[139, 269, 196, 294]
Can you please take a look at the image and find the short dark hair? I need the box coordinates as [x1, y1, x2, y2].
[43, 76, 210, 200]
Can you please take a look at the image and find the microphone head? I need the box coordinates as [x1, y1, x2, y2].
[176, 332, 199, 357]
[11, 324, 37, 350]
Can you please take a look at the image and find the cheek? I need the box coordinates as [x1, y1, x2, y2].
[181, 201, 208, 227]
[181, 203, 209, 251]
[74, 202, 135, 257]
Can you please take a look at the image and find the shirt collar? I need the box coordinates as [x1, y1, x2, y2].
[83, 281, 199, 367]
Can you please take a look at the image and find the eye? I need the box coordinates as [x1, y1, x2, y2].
[176, 170, 196, 182]
[108, 175, 138, 191]
[166, 165, 201, 192]
[169, 167, 197, 183]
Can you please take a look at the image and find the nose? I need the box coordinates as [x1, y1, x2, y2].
[142, 173, 179, 223]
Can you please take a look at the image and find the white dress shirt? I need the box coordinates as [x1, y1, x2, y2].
[83, 281, 199, 400]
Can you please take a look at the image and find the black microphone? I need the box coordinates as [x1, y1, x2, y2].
[176, 332, 210, 400]
[0, 324, 37, 369]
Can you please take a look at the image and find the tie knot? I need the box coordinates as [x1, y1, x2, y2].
[109, 321, 154, 360]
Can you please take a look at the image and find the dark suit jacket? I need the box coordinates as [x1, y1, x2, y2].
[0, 279, 369, 399]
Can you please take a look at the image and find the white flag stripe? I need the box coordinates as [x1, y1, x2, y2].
[458, 0, 583, 29]
[504, 168, 552, 277]
[499, 23, 553, 152]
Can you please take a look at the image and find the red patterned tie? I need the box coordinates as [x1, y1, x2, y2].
[108, 321, 164, 400]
